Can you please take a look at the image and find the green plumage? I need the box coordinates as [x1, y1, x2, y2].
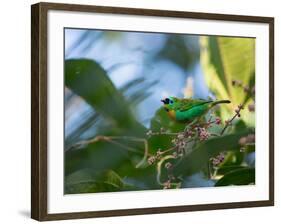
[161, 97, 230, 123]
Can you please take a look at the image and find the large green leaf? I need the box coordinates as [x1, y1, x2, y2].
[215, 167, 255, 186]
[65, 169, 134, 194]
[65, 59, 150, 190]
[65, 59, 143, 132]
[200, 36, 255, 119]
[116, 161, 160, 190]
[173, 130, 252, 176]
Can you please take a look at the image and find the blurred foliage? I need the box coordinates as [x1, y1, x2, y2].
[64, 32, 255, 194]
[65, 169, 137, 193]
[200, 36, 255, 120]
[173, 130, 252, 177]
[215, 168, 255, 186]
[65, 59, 143, 133]
[156, 35, 200, 70]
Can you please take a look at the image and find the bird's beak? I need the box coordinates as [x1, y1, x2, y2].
[161, 99, 169, 111]
[161, 98, 169, 104]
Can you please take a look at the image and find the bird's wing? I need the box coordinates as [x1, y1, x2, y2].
[178, 99, 213, 112]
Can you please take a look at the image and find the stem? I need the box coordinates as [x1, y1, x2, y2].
[150, 132, 179, 136]
[156, 155, 176, 185]
[160, 146, 177, 155]
[220, 114, 238, 135]
[220, 104, 244, 135]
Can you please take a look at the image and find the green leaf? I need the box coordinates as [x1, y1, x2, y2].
[64, 59, 150, 183]
[65, 141, 126, 176]
[215, 167, 255, 186]
[173, 130, 252, 176]
[233, 119, 247, 133]
[117, 165, 159, 190]
[65, 59, 142, 131]
[65, 169, 130, 194]
[216, 165, 247, 176]
[101, 170, 125, 188]
[200, 36, 255, 119]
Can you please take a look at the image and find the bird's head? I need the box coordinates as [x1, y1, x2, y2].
[161, 96, 178, 112]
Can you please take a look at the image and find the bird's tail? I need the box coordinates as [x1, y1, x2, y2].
[211, 100, 231, 107]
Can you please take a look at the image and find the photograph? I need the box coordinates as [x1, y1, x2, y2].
[64, 28, 256, 194]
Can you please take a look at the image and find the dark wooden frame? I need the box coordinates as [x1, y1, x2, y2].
[31, 2, 274, 221]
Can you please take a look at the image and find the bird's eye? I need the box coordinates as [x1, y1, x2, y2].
[169, 100, 174, 104]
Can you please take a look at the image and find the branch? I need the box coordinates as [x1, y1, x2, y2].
[220, 104, 244, 135]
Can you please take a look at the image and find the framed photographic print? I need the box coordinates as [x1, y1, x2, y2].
[31, 2, 274, 221]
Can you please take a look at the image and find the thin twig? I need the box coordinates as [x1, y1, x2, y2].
[160, 146, 177, 155]
[220, 104, 244, 135]
[150, 132, 179, 136]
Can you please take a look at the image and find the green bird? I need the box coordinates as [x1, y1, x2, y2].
[161, 97, 230, 123]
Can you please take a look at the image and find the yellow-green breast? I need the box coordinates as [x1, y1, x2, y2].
[167, 110, 176, 120]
